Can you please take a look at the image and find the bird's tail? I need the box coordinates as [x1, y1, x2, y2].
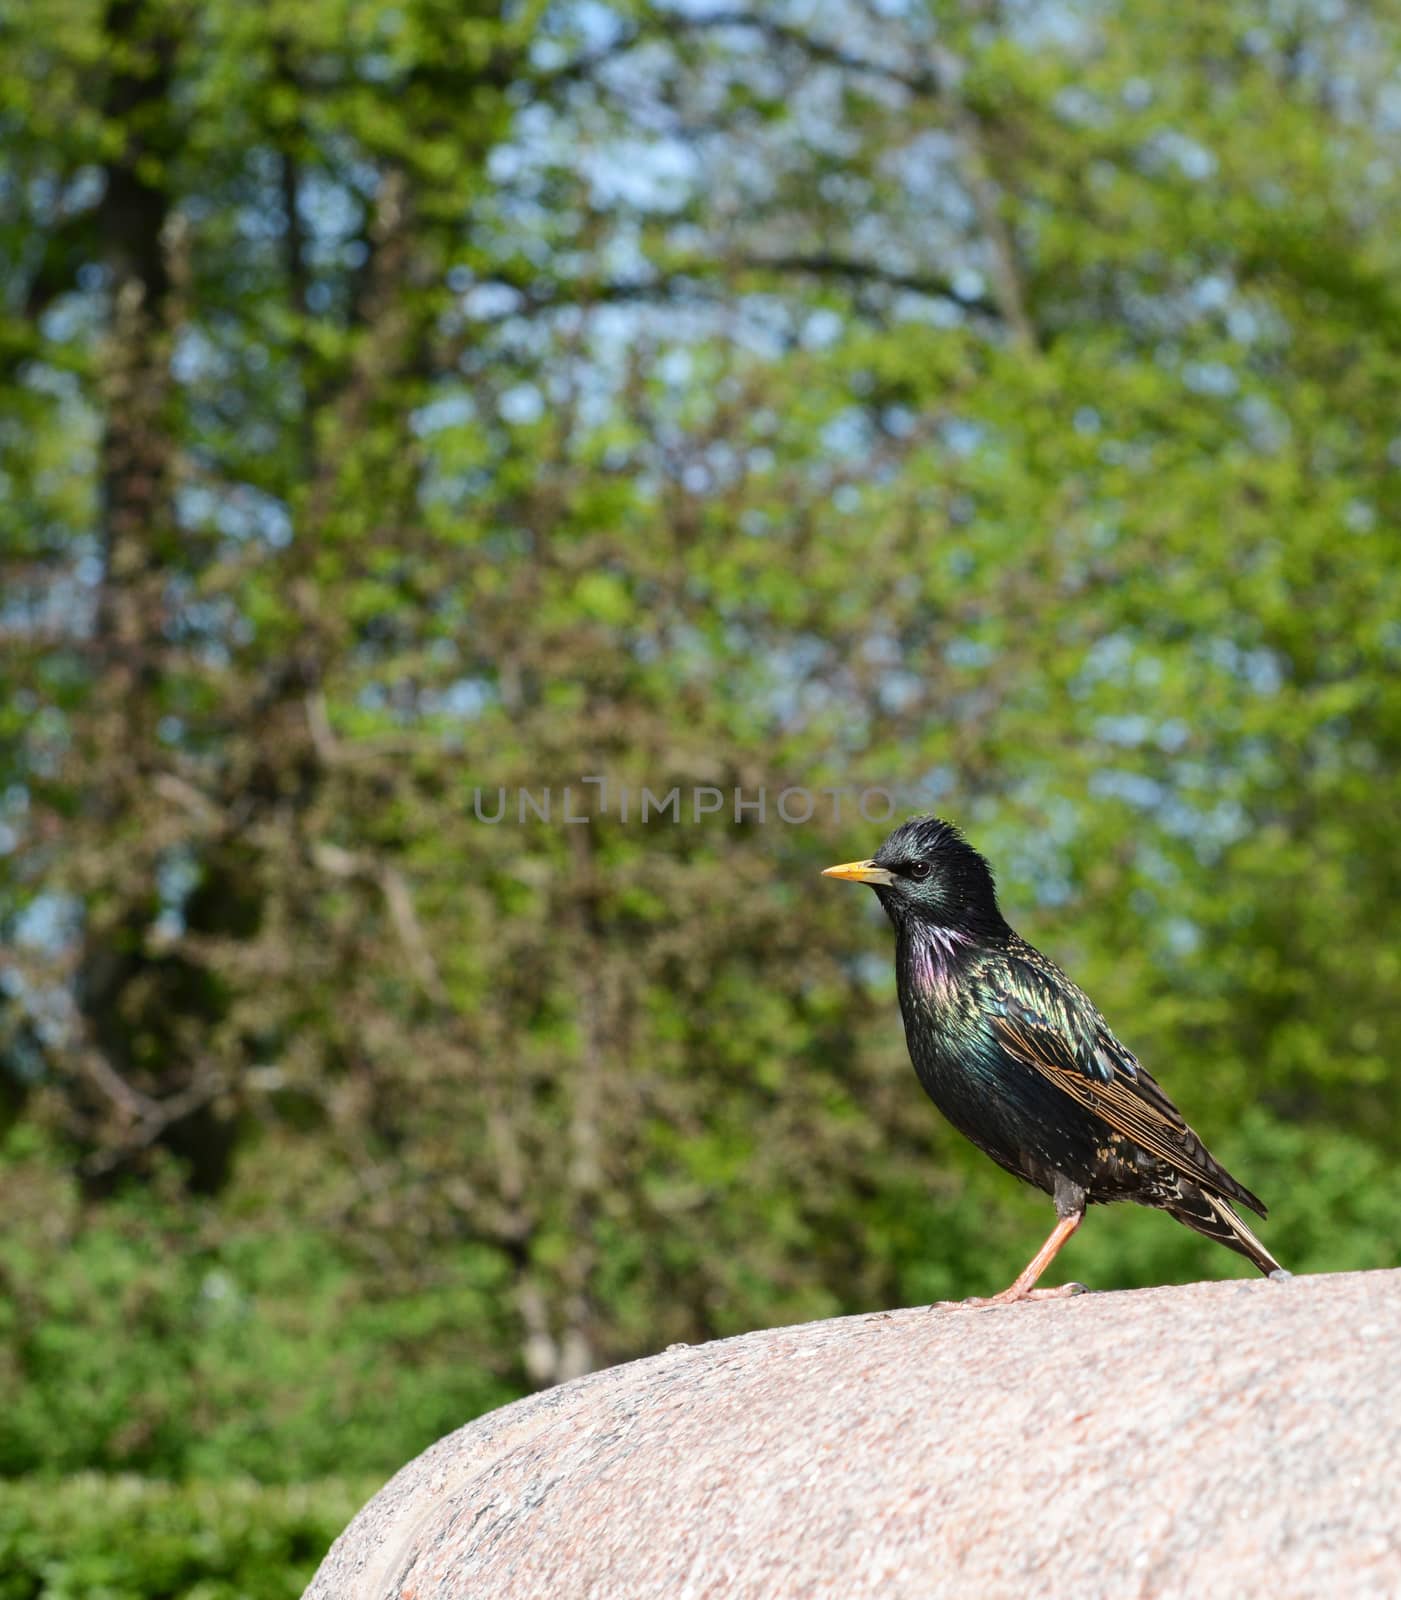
[1168, 1186, 1285, 1277]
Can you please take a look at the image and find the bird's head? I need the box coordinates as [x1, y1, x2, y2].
[822, 815, 1008, 939]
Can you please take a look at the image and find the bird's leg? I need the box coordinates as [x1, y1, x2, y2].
[926, 1207, 1089, 1311]
[989, 1209, 1085, 1304]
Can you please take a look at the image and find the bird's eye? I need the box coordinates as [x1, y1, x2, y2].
[907, 859, 931, 880]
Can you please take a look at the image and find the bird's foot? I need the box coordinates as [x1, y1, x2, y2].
[926, 1281, 1090, 1312]
[990, 1280, 1090, 1306]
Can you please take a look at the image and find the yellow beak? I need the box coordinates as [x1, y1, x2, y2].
[821, 859, 895, 886]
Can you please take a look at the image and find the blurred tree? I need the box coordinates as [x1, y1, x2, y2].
[1, 0, 1399, 1474]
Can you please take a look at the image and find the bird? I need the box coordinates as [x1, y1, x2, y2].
[823, 815, 1286, 1304]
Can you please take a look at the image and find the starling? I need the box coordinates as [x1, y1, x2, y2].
[824, 816, 1285, 1303]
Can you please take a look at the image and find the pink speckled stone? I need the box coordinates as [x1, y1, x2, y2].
[305, 1269, 1401, 1599]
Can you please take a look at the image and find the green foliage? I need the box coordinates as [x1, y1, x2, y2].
[2, 0, 1401, 1588]
[0, 1475, 373, 1600]
[0, 1130, 516, 1482]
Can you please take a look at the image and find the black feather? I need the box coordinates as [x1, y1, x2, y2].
[835, 814, 1285, 1281]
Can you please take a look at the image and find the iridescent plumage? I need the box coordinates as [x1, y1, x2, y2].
[824, 816, 1284, 1301]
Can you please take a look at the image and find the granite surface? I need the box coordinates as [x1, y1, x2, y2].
[304, 1269, 1401, 1599]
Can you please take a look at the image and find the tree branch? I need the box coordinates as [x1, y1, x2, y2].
[737, 251, 1001, 320]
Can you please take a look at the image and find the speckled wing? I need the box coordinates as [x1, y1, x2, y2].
[987, 946, 1268, 1219]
